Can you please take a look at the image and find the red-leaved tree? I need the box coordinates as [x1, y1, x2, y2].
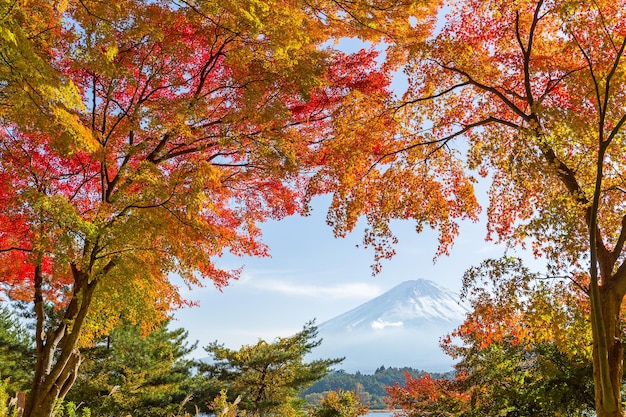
[315, 1, 626, 414]
[0, 1, 436, 416]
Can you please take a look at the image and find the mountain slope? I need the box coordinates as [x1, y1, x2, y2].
[311, 279, 469, 373]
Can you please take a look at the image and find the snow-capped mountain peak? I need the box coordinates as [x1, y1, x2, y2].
[319, 279, 469, 333]
[311, 279, 469, 372]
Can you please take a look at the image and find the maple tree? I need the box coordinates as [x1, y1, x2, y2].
[386, 261, 599, 416]
[386, 373, 467, 417]
[0, 1, 85, 143]
[0, 0, 435, 416]
[315, 0, 626, 415]
[448, 259, 597, 416]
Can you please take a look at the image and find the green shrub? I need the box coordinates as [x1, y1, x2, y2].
[52, 399, 91, 417]
[0, 379, 18, 417]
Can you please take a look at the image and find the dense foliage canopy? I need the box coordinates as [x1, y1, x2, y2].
[308, 390, 369, 417]
[0, 306, 34, 395]
[317, 0, 626, 414]
[3, 0, 626, 415]
[0, 0, 432, 415]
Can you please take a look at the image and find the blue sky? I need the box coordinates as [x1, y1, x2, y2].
[173, 190, 528, 358]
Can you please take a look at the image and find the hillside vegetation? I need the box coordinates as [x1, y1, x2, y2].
[301, 367, 453, 410]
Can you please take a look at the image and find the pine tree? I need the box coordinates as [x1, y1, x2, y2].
[199, 321, 342, 417]
[67, 321, 197, 417]
[0, 305, 34, 395]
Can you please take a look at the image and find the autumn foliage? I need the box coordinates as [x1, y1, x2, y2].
[319, 0, 626, 415]
[0, 0, 435, 416]
[387, 259, 597, 416]
[4, 0, 626, 415]
[386, 373, 468, 417]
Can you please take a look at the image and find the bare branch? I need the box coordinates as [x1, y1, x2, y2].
[612, 215, 626, 264]
[0, 246, 32, 253]
[591, 0, 620, 53]
[397, 82, 471, 109]
[367, 116, 521, 172]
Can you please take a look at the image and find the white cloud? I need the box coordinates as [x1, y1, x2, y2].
[251, 279, 384, 300]
[371, 319, 403, 330]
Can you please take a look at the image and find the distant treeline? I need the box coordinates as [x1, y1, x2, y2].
[300, 366, 454, 410]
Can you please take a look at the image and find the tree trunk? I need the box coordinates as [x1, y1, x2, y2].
[591, 282, 624, 417]
[22, 266, 96, 417]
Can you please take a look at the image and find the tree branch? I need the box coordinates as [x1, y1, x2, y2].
[612, 215, 626, 266]
[435, 60, 530, 122]
[366, 116, 521, 173]
[0, 246, 32, 253]
[397, 81, 471, 108]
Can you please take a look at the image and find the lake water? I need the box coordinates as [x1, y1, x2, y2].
[366, 412, 394, 417]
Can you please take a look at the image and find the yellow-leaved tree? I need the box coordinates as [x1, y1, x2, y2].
[312, 1, 626, 415]
[0, 1, 438, 417]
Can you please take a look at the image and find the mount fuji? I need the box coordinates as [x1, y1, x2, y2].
[309, 279, 470, 373]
